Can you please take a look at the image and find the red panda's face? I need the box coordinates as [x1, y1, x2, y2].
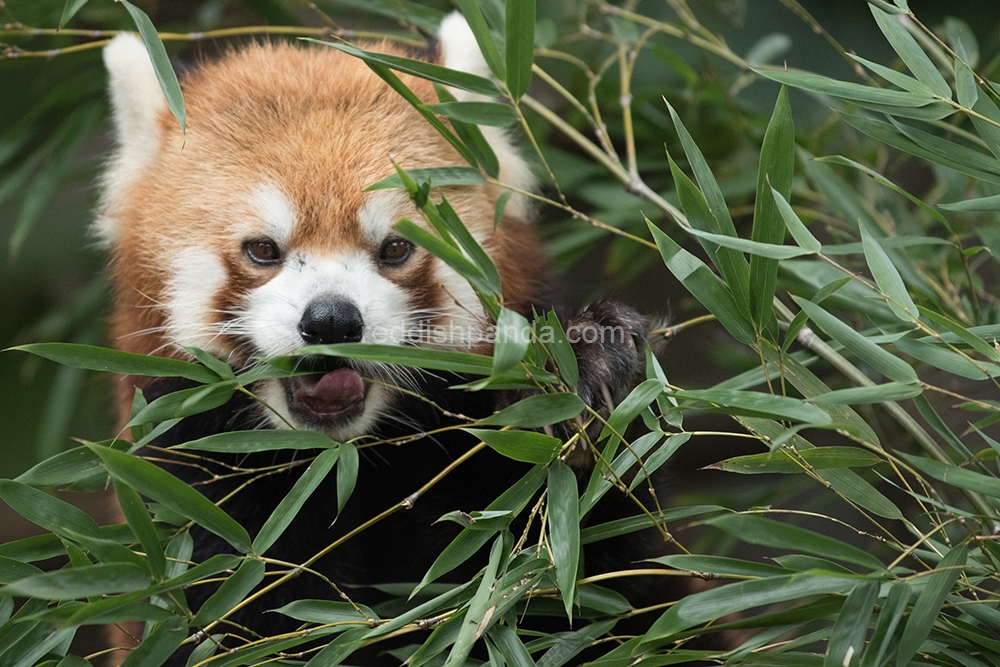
[97, 26, 543, 438]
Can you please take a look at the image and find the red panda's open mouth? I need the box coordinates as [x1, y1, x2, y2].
[284, 364, 368, 426]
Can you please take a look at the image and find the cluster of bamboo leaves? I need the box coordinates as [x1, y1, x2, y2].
[2, 0, 1000, 665]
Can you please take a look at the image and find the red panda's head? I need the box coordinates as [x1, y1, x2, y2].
[97, 15, 545, 439]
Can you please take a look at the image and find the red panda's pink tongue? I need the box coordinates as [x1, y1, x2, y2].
[296, 368, 365, 419]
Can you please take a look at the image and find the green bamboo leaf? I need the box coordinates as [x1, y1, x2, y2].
[860, 222, 918, 321]
[581, 506, 724, 544]
[288, 342, 493, 375]
[119, 616, 186, 667]
[665, 102, 750, 305]
[416, 466, 545, 592]
[493, 307, 531, 374]
[890, 114, 1000, 176]
[88, 445, 251, 553]
[488, 625, 537, 667]
[192, 559, 266, 625]
[667, 388, 832, 424]
[901, 454, 1000, 498]
[120, 1, 186, 132]
[8, 343, 220, 384]
[650, 554, 789, 578]
[640, 574, 857, 645]
[841, 113, 1000, 184]
[316, 40, 500, 97]
[895, 337, 1000, 380]
[455, 0, 505, 79]
[897, 544, 968, 667]
[432, 195, 504, 294]
[596, 378, 665, 453]
[793, 297, 918, 383]
[173, 430, 339, 453]
[816, 156, 951, 228]
[0, 556, 43, 584]
[424, 101, 516, 127]
[395, 218, 496, 296]
[707, 514, 886, 571]
[541, 311, 578, 390]
[771, 186, 822, 252]
[863, 0, 907, 14]
[860, 582, 910, 667]
[59, 0, 90, 27]
[668, 153, 752, 316]
[0, 480, 99, 538]
[683, 225, 813, 259]
[127, 382, 235, 427]
[57, 656, 92, 667]
[505, 0, 535, 99]
[917, 308, 1000, 362]
[954, 39, 979, 109]
[366, 583, 472, 639]
[870, 6, 951, 99]
[709, 446, 884, 475]
[431, 85, 501, 178]
[254, 448, 341, 554]
[366, 166, 487, 191]
[628, 433, 689, 492]
[2, 563, 150, 599]
[115, 482, 166, 581]
[825, 579, 879, 667]
[548, 459, 580, 620]
[463, 429, 562, 464]
[444, 536, 505, 667]
[273, 599, 378, 625]
[849, 54, 935, 95]
[938, 194, 1000, 211]
[647, 221, 755, 345]
[756, 67, 937, 107]
[807, 381, 923, 404]
[751, 85, 795, 336]
[480, 393, 584, 427]
[337, 443, 359, 514]
[15, 443, 114, 488]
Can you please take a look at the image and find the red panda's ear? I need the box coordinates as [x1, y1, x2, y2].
[436, 12, 537, 223]
[95, 33, 169, 245]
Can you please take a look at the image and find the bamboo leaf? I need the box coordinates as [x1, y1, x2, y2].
[895, 336, 1000, 380]
[0, 480, 99, 538]
[253, 448, 341, 554]
[444, 536, 505, 667]
[825, 579, 879, 667]
[756, 67, 937, 107]
[9, 343, 221, 384]
[480, 393, 585, 427]
[548, 459, 580, 620]
[667, 388, 832, 424]
[88, 445, 252, 553]
[173, 430, 340, 453]
[2, 563, 151, 600]
[115, 481, 166, 581]
[870, 6, 951, 98]
[707, 514, 886, 571]
[59, 0, 90, 27]
[424, 101, 517, 127]
[464, 429, 562, 464]
[366, 166, 487, 191]
[860, 222, 918, 321]
[709, 446, 885, 474]
[455, 0, 505, 79]
[119, 616, 186, 667]
[505, 0, 536, 99]
[901, 454, 1000, 498]
[273, 599, 378, 625]
[896, 544, 968, 667]
[683, 225, 813, 259]
[860, 582, 910, 667]
[120, 2, 186, 131]
[493, 307, 531, 374]
[287, 343, 493, 375]
[647, 221, 755, 345]
[337, 443, 359, 514]
[793, 297, 918, 383]
[192, 559, 266, 625]
[771, 186, 822, 252]
[751, 85, 795, 336]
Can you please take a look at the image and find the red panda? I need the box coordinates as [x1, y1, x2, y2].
[97, 14, 653, 664]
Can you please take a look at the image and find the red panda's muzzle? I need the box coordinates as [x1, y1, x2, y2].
[285, 367, 367, 426]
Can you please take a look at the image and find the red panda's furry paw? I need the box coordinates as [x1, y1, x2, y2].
[562, 300, 649, 413]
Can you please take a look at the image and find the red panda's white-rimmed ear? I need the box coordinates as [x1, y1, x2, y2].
[438, 12, 536, 222]
[95, 33, 168, 244]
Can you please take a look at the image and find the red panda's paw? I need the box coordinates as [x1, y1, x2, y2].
[563, 301, 649, 411]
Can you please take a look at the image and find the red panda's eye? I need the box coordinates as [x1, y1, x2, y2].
[379, 238, 413, 266]
[244, 238, 282, 265]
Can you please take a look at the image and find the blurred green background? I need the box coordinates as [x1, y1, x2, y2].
[2, 0, 999, 479]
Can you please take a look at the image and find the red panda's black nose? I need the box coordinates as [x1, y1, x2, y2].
[298, 297, 365, 345]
